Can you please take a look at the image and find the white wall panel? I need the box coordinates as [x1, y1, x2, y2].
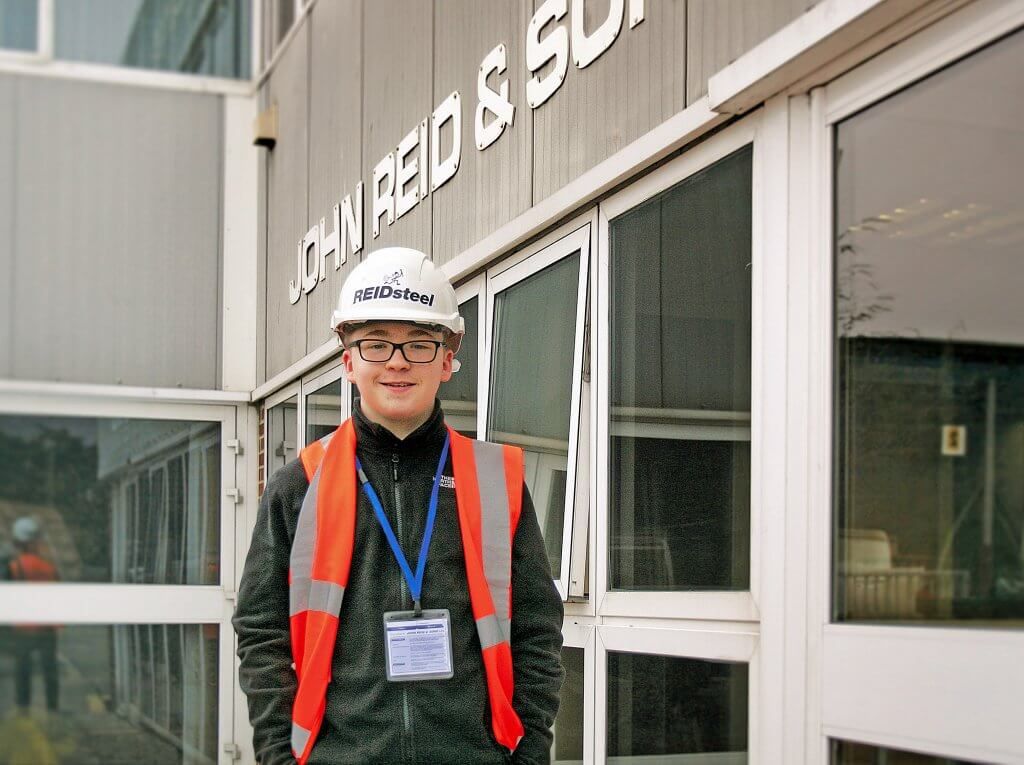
[432, 0, 532, 267]
[0, 75, 14, 379]
[265, 22, 310, 379]
[257, 84, 269, 387]
[361, 0, 433, 256]
[686, 0, 815, 105]
[305, 0, 362, 353]
[532, 0, 688, 204]
[12, 76, 222, 388]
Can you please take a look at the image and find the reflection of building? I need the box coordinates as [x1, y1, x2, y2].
[99, 421, 221, 586]
[1, 2, 1023, 764]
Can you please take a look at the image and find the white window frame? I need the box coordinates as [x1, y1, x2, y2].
[0, 0, 253, 95]
[481, 218, 593, 601]
[0, 387, 243, 764]
[554, 618, 597, 765]
[594, 622, 758, 764]
[805, 3, 1024, 763]
[596, 116, 764, 625]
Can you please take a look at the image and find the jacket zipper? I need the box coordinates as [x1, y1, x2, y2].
[392, 452, 414, 763]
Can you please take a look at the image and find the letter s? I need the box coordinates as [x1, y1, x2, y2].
[526, 0, 568, 110]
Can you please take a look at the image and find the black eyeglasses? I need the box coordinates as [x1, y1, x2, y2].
[348, 339, 444, 363]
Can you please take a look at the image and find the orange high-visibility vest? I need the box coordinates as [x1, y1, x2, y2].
[287, 419, 525, 763]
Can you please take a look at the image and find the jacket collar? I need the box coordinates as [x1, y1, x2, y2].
[351, 398, 447, 456]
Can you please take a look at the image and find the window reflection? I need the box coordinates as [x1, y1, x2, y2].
[0, 415, 221, 585]
[0, 0, 37, 51]
[607, 653, 748, 762]
[441, 296, 479, 437]
[834, 31, 1024, 624]
[832, 740, 981, 764]
[265, 395, 297, 486]
[305, 378, 342, 445]
[0, 624, 218, 764]
[609, 147, 753, 591]
[552, 646, 584, 764]
[489, 253, 583, 578]
[54, 0, 251, 78]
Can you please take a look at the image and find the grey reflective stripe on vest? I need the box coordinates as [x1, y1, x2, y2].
[292, 722, 312, 758]
[471, 440, 512, 643]
[308, 579, 345, 614]
[289, 467, 321, 617]
[290, 434, 344, 618]
[476, 613, 505, 650]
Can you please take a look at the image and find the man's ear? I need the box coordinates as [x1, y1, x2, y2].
[342, 347, 357, 383]
[439, 347, 455, 383]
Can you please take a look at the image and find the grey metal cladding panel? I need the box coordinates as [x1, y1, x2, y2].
[686, 0, 813, 105]
[362, 0, 432, 256]
[532, 0, 687, 204]
[12, 76, 221, 388]
[306, 0, 362, 352]
[431, 0, 532, 267]
[0, 75, 14, 378]
[266, 22, 310, 379]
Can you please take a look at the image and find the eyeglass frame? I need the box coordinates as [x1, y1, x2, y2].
[347, 338, 445, 364]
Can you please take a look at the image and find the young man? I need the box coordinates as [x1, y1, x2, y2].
[234, 248, 564, 765]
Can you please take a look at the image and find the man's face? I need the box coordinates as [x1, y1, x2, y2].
[342, 321, 454, 435]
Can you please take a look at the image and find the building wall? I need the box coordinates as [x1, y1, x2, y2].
[258, 0, 816, 384]
[0, 74, 224, 389]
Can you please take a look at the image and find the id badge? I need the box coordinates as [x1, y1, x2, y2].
[382, 609, 454, 682]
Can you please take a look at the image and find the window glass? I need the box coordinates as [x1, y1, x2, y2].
[609, 147, 753, 590]
[834, 32, 1024, 625]
[441, 296, 479, 437]
[0, 0, 36, 50]
[305, 378, 342, 445]
[607, 652, 748, 761]
[54, 0, 251, 79]
[0, 624, 218, 763]
[266, 395, 297, 484]
[0, 414, 220, 585]
[489, 252, 583, 578]
[552, 646, 584, 764]
[831, 740, 981, 764]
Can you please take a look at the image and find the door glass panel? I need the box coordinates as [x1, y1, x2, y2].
[305, 378, 342, 445]
[266, 395, 297, 484]
[489, 252, 583, 578]
[0, 624, 218, 764]
[0, 0, 36, 51]
[609, 147, 753, 590]
[607, 652, 748, 762]
[54, 0, 251, 78]
[0, 414, 221, 585]
[834, 31, 1024, 625]
[441, 296, 479, 437]
[552, 646, 584, 764]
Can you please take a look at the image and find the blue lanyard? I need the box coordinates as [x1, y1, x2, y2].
[356, 433, 450, 616]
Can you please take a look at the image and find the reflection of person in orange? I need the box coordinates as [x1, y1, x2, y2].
[8, 517, 60, 712]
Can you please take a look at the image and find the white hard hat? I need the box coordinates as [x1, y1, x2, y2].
[12, 516, 40, 543]
[331, 247, 465, 338]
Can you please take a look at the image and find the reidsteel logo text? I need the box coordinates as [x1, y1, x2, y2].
[352, 284, 436, 306]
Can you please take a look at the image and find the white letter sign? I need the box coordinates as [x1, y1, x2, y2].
[526, 0, 568, 109]
[431, 91, 462, 192]
[475, 44, 515, 151]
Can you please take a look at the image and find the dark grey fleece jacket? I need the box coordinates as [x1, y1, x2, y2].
[233, 402, 564, 765]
